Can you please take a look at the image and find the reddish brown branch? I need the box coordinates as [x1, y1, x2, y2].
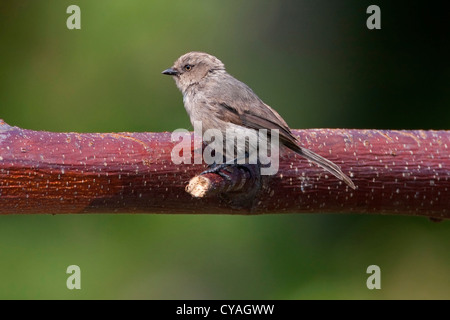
[0, 119, 448, 219]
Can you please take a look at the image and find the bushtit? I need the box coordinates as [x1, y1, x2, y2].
[162, 52, 355, 189]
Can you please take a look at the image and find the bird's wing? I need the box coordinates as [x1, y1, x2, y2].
[219, 101, 302, 152]
[208, 75, 301, 151]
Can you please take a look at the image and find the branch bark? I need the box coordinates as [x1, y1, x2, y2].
[0, 119, 448, 219]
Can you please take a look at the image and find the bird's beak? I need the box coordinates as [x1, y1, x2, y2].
[161, 68, 179, 76]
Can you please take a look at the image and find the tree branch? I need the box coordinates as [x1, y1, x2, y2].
[0, 119, 448, 219]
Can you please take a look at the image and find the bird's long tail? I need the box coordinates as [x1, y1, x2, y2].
[296, 147, 356, 189]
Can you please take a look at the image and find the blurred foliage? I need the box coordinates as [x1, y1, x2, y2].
[0, 0, 449, 299]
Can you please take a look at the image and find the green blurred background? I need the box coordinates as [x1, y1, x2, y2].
[0, 1, 449, 299]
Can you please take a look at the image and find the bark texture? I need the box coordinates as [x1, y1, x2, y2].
[0, 119, 448, 219]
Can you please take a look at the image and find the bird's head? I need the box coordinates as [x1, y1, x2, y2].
[162, 51, 225, 93]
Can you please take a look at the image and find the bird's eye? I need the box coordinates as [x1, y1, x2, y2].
[184, 64, 193, 71]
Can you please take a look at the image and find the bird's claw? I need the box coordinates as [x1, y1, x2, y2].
[200, 163, 232, 181]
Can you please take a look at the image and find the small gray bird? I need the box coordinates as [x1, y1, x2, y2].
[162, 52, 355, 189]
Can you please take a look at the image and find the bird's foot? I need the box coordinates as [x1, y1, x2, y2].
[201, 163, 233, 180]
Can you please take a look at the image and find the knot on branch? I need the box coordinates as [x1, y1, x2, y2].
[186, 164, 263, 210]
